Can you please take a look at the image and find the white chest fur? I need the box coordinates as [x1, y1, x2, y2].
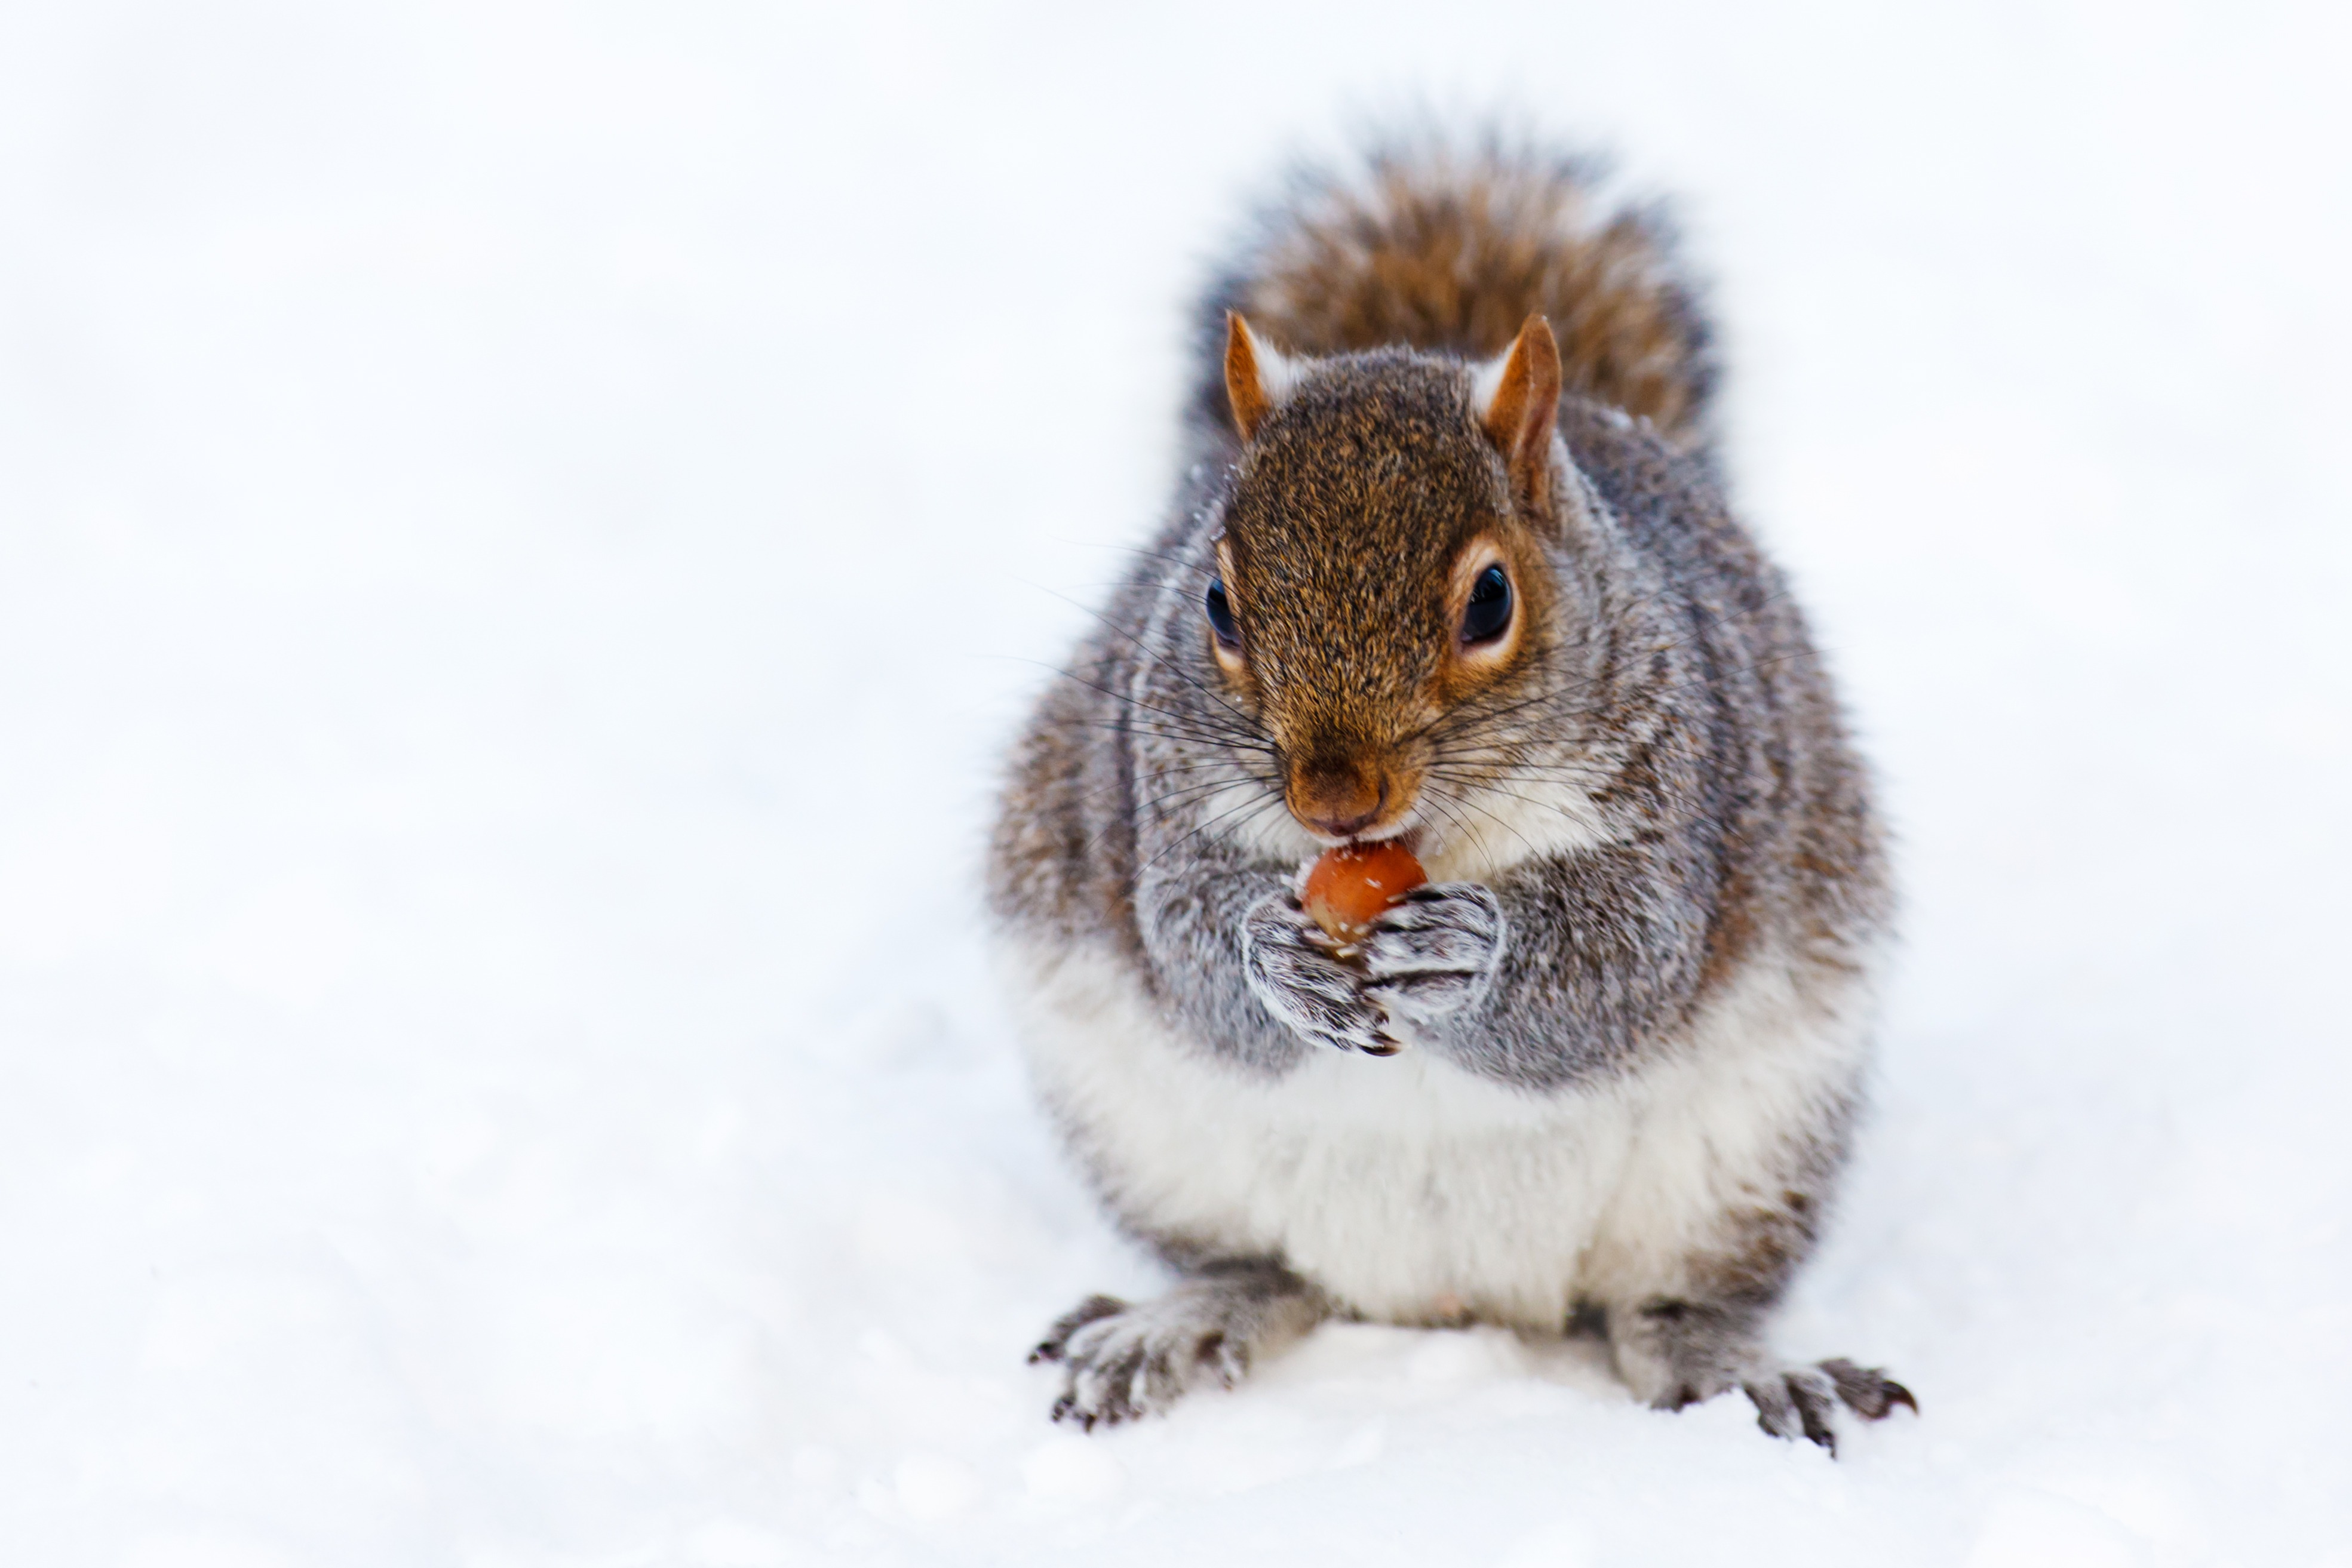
[1005, 938, 1874, 1329]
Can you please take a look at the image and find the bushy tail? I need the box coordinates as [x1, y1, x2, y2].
[1196, 134, 1719, 458]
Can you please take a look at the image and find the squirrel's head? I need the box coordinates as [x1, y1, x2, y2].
[1209, 312, 1568, 846]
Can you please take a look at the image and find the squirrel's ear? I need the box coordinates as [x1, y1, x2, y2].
[1225, 312, 1298, 442]
[1475, 315, 1563, 509]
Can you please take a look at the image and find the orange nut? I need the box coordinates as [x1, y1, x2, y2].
[1301, 841, 1428, 946]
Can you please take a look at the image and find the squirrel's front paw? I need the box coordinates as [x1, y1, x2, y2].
[1241, 893, 1395, 1054]
[1360, 883, 1507, 1038]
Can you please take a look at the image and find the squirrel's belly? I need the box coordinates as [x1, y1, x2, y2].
[1002, 936, 1878, 1329]
[999, 940, 1636, 1326]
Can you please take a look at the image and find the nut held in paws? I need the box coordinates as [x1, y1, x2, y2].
[1301, 841, 1427, 946]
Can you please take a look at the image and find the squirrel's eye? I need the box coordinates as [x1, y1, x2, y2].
[1205, 578, 1241, 650]
[1462, 564, 1512, 645]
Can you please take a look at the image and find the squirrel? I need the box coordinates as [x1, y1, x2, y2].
[988, 137, 1913, 1451]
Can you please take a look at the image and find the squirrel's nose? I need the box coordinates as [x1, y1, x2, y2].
[1289, 770, 1389, 840]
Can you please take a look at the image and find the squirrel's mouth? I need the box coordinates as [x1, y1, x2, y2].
[1294, 805, 1424, 857]
[1279, 753, 1427, 848]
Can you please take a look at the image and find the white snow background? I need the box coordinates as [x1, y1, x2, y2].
[3, 1, 2348, 1563]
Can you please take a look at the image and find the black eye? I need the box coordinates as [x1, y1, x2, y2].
[1205, 577, 1241, 650]
[1462, 563, 1512, 644]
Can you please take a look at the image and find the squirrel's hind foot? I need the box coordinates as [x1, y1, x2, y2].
[1733, 1360, 1913, 1455]
[1662, 1358, 1914, 1456]
[1618, 1298, 1913, 1455]
[1030, 1263, 1325, 1429]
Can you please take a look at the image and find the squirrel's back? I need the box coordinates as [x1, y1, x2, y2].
[1190, 137, 1718, 461]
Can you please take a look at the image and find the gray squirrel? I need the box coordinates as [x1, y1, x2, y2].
[987, 139, 1912, 1450]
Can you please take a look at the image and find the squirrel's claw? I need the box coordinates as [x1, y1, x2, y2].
[1031, 1293, 1126, 1366]
[1821, 1358, 1917, 1419]
[1241, 892, 1394, 1054]
[1359, 883, 1507, 1035]
[1737, 1358, 1917, 1455]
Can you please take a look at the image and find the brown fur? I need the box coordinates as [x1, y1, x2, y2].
[1217, 351, 1557, 844]
[991, 136, 1906, 1447]
[1203, 143, 1718, 456]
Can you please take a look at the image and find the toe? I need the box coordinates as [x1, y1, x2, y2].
[1033, 1295, 1126, 1366]
[1787, 1367, 1838, 1455]
[1200, 1331, 1247, 1389]
[1744, 1370, 1837, 1453]
[1743, 1375, 1802, 1442]
[1821, 1358, 1918, 1420]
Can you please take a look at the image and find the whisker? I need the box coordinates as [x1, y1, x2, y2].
[1427, 773, 1612, 827]
[1429, 782, 1548, 863]
[1410, 595, 1810, 747]
[1063, 756, 1278, 814]
[1017, 662, 1275, 754]
[1131, 786, 1292, 884]
[1425, 646, 1824, 760]
[1079, 540, 1220, 583]
[1077, 763, 1283, 862]
[1423, 781, 1537, 865]
[1031, 584, 1266, 739]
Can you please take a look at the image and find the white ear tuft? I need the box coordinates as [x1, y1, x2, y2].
[1225, 313, 1301, 441]
[1476, 315, 1562, 511]
[1469, 353, 1512, 418]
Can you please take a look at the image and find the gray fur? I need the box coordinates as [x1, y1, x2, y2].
[988, 140, 1908, 1450]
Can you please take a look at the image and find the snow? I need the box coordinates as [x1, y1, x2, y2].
[2, 1, 2348, 1563]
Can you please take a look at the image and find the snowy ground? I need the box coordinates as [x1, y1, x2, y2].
[3, 2, 2349, 1563]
